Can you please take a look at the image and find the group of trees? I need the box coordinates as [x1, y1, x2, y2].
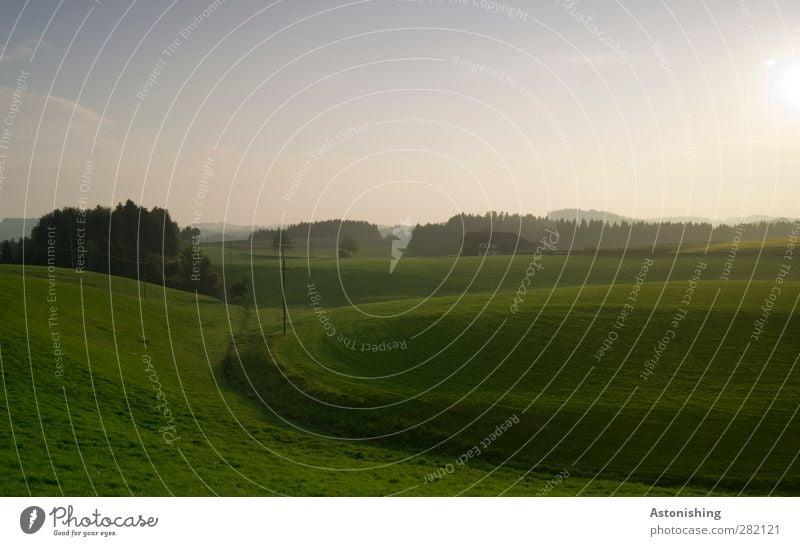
[405, 212, 798, 256]
[10, 204, 794, 297]
[0, 238, 21, 264]
[251, 219, 383, 245]
[0, 200, 222, 296]
[263, 227, 360, 258]
[0, 203, 386, 300]
[253, 221, 370, 259]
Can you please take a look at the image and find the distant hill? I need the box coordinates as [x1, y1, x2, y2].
[644, 216, 712, 224]
[722, 215, 797, 226]
[549, 208, 713, 225]
[0, 218, 36, 241]
[0, 217, 268, 244]
[194, 222, 272, 242]
[547, 209, 630, 225]
[548, 209, 796, 226]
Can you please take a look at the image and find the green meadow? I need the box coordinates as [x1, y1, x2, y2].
[1, 244, 798, 495]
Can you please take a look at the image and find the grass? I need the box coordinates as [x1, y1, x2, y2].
[1, 242, 798, 495]
[0, 264, 703, 496]
[249, 279, 800, 495]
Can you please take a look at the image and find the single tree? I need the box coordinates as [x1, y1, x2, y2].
[272, 229, 293, 255]
[228, 276, 250, 302]
[338, 236, 359, 258]
[178, 245, 220, 296]
[180, 226, 201, 246]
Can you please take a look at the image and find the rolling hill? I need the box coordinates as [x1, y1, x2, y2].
[0, 264, 699, 495]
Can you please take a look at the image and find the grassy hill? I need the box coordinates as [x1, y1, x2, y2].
[170, 247, 800, 493]
[243, 277, 800, 495]
[1, 264, 698, 496]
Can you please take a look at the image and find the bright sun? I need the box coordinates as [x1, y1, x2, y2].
[770, 59, 800, 112]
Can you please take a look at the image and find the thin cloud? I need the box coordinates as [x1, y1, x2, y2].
[0, 39, 52, 64]
[0, 88, 113, 146]
[569, 53, 631, 66]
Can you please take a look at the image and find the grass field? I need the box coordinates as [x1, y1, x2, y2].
[1, 241, 798, 495]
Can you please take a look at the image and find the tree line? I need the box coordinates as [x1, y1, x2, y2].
[250, 219, 384, 244]
[405, 212, 798, 256]
[0, 199, 221, 296]
[4, 207, 796, 281]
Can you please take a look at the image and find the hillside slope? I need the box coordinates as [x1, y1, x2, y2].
[0, 265, 688, 495]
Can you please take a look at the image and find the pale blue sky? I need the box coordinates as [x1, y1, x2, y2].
[1, 0, 799, 226]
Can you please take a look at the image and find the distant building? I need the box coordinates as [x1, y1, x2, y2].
[461, 232, 536, 256]
[477, 242, 498, 256]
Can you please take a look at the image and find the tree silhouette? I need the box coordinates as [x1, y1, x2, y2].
[228, 276, 250, 302]
[272, 229, 293, 254]
[0, 240, 12, 263]
[178, 245, 220, 296]
[180, 226, 201, 246]
[338, 236, 359, 258]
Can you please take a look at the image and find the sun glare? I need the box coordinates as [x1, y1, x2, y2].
[771, 58, 800, 112]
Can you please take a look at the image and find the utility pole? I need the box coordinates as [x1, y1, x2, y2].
[281, 252, 287, 336]
[140, 257, 147, 299]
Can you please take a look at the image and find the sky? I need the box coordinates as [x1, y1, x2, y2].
[0, 0, 799, 228]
